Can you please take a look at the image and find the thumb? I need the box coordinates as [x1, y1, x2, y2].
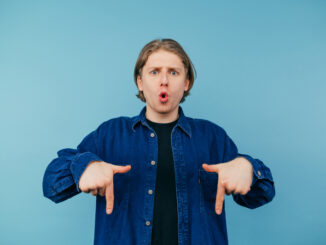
[202, 163, 222, 173]
[112, 164, 131, 174]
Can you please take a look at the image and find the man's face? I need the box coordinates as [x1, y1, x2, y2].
[137, 49, 189, 118]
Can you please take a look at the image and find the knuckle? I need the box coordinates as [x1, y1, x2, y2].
[226, 184, 234, 190]
[79, 183, 86, 191]
[220, 177, 228, 185]
[104, 179, 113, 186]
[107, 194, 114, 201]
[220, 180, 227, 186]
[97, 180, 106, 187]
[81, 186, 89, 193]
[244, 188, 250, 194]
[240, 190, 246, 195]
[106, 189, 114, 198]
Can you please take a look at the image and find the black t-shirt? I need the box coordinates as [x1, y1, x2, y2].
[146, 118, 179, 245]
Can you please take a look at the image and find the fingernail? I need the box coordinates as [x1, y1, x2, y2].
[107, 209, 112, 214]
[216, 209, 220, 214]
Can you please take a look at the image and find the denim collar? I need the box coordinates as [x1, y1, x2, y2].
[131, 106, 192, 138]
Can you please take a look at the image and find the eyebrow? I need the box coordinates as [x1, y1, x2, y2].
[147, 66, 183, 72]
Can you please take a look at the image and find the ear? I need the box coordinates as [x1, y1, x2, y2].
[184, 78, 190, 91]
[137, 75, 143, 91]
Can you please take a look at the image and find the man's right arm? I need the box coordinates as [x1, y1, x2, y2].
[42, 128, 103, 203]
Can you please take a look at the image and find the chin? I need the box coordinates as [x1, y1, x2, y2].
[156, 107, 170, 114]
[150, 103, 167, 111]
[159, 103, 177, 113]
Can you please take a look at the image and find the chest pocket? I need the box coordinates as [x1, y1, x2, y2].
[199, 169, 218, 213]
[113, 170, 131, 210]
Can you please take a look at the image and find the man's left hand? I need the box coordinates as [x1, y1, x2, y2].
[202, 157, 253, 215]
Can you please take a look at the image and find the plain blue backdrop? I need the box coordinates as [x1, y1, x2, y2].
[1, 1, 325, 244]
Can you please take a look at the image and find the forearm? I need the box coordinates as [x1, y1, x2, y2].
[42, 148, 103, 203]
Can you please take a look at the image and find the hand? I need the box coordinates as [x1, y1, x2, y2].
[202, 157, 253, 215]
[79, 161, 131, 215]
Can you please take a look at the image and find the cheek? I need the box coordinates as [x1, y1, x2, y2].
[142, 83, 156, 98]
[175, 83, 187, 95]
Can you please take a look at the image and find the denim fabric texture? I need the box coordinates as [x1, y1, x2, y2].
[43, 106, 275, 245]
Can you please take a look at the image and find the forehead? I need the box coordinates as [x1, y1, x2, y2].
[144, 49, 184, 69]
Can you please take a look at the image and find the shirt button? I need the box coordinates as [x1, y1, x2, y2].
[150, 132, 155, 137]
[151, 160, 156, 166]
[257, 170, 261, 176]
[148, 189, 153, 195]
[146, 221, 151, 226]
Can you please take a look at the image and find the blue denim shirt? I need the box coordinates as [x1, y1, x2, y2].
[43, 106, 275, 245]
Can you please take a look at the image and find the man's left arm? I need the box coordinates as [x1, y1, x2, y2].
[231, 154, 275, 209]
[202, 126, 275, 214]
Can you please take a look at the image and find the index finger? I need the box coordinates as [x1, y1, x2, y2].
[215, 179, 225, 215]
[105, 181, 114, 215]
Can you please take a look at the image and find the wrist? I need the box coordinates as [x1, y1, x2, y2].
[237, 157, 253, 171]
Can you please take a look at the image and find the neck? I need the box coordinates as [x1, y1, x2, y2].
[145, 105, 179, 123]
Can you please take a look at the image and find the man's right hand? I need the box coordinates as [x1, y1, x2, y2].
[79, 161, 131, 215]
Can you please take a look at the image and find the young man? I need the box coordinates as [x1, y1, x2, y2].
[43, 39, 275, 245]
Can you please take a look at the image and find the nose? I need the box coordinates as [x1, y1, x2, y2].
[160, 71, 168, 86]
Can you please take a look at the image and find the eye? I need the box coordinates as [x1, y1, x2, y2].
[151, 70, 158, 75]
[171, 70, 178, 75]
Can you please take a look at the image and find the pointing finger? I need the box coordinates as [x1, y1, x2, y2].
[105, 181, 114, 215]
[215, 178, 225, 215]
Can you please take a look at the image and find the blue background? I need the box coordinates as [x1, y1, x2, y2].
[1, 1, 325, 244]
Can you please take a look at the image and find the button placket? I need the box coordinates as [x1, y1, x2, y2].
[144, 127, 156, 243]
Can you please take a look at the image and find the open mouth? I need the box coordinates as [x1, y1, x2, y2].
[159, 92, 168, 103]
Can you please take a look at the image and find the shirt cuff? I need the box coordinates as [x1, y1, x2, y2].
[237, 153, 265, 187]
[70, 152, 103, 192]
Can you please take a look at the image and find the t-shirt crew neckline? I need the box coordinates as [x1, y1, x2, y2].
[145, 118, 179, 127]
